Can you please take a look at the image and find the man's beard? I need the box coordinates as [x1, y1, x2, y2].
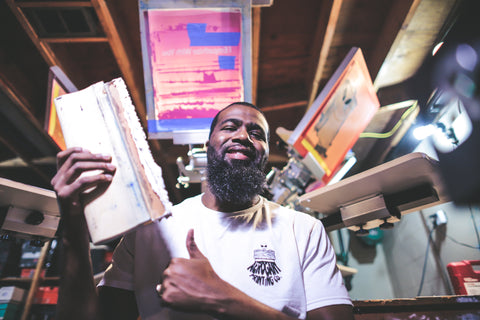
[207, 147, 267, 207]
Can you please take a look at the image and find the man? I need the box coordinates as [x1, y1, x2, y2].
[51, 102, 353, 320]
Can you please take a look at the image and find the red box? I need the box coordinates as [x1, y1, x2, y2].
[33, 287, 58, 305]
[447, 260, 480, 295]
[20, 268, 46, 279]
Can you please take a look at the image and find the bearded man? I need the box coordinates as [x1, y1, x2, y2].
[52, 102, 353, 320]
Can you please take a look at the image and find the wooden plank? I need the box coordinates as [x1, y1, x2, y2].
[252, 7, 261, 105]
[368, 0, 418, 81]
[0, 136, 52, 184]
[91, 0, 147, 128]
[20, 240, 52, 320]
[0, 76, 56, 152]
[16, 1, 92, 8]
[307, 0, 343, 109]
[262, 100, 307, 113]
[41, 37, 109, 43]
[374, 0, 457, 88]
[5, 0, 61, 67]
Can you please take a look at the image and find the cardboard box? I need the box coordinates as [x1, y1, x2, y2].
[0, 287, 25, 304]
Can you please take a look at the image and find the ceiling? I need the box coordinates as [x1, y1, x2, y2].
[0, 0, 476, 204]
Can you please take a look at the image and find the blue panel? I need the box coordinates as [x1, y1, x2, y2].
[187, 23, 241, 46]
[218, 55, 236, 69]
[148, 117, 214, 133]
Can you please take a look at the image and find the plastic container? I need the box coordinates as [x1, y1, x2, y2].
[447, 260, 480, 295]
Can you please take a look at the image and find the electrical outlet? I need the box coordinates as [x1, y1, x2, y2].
[431, 210, 448, 227]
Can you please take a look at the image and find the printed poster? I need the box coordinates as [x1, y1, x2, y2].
[146, 8, 244, 133]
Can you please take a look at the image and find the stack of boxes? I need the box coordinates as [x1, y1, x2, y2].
[0, 286, 25, 320]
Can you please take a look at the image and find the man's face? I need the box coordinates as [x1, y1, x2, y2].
[206, 104, 270, 206]
[207, 104, 269, 170]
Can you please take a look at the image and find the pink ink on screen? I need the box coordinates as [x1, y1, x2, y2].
[146, 8, 244, 121]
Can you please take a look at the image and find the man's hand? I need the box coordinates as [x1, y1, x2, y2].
[51, 147, 116, 217]
[157, 230, 352, 320]
[157, 229, 231, 315]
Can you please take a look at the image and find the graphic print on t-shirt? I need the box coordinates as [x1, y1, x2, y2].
[247, 244, 281, 286]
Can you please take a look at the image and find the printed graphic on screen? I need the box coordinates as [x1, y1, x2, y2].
[291, 48, 380, 184]
[146, 8, 243, 126]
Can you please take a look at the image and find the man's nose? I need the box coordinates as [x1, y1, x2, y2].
[234, 126, 252, 143]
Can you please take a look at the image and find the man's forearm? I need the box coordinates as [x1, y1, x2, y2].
[212, 287, 297, 320]
[214, 287, 353, 320]
[56, 214, 101, 320]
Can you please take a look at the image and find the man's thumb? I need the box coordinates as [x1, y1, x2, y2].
[186, 229, 206, 259]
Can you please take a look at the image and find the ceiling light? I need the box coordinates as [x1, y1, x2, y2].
[432, 42, 444, 56]
[413, 124, 436, 140]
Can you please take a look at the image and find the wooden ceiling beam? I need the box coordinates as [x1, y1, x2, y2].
[41, 37, 108, 43]
[0, 76, 59, 155]
[91, 0, 147, 128]
[369, 0, 421, 85]
[0, 75, 35, 118]
[251, 7, 261, 105]
[262, 100, 307, 113]
[16, 1, 92, 8]
[5, 0, 62, 67]
[306, 0, 343, 109]
[374, 0, 458, 89]
[0, 135, 52, 184]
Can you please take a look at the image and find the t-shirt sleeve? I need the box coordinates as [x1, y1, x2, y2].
[300, 217, 352, 311]
[98, 233, 135, 291]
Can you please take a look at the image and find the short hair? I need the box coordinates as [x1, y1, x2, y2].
[208, 102, 268, 140]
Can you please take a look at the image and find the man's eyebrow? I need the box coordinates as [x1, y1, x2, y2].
[219, 118, 268, 136]
[219, 118, 242, 126]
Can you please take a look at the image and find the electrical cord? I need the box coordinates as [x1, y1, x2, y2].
[417, 227, 436, 296]
[469, 204, 480, 249]
[359, 101, 418, 139]
[433, 225, 480, 250]
[445, 234, 480, 250]
[417, 207, 480, 296]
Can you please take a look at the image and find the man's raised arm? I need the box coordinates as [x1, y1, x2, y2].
[51, 148, 137, 320]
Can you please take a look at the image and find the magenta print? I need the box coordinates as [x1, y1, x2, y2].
[146, 8, 244, 121]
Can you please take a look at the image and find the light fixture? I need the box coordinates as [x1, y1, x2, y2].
[432, 42, 444, 56]
[413, 124, 436, 140]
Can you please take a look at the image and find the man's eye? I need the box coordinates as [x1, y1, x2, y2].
[222, 126, 236, 131]
[250, 131, 265, 140]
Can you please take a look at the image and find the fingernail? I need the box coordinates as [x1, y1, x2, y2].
[106, 164, 116, 170]
[104, 174, 113, 180]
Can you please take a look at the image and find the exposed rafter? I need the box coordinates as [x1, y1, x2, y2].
[5, 0, 62, 67]
[91, 0, 146, 127]
[306, 0, 343, 109]
[251, 7, 262, 105]
[374, 0, 458, 89]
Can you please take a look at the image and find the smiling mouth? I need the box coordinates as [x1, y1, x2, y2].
[225, 147, 254, 161]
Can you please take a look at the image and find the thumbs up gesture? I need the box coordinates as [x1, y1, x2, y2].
[157, 229, 230, 314]
[157, 230, 298, 319]
[185, 228, 206, 259]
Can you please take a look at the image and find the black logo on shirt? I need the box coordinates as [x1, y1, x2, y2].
[247, 245, 281, 286]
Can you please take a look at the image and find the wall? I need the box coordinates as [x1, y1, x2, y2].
[331, 228, 396, 300]
[330, 135, 480, 300]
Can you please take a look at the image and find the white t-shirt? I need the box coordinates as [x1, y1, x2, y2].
[99, 194, 351, 319]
